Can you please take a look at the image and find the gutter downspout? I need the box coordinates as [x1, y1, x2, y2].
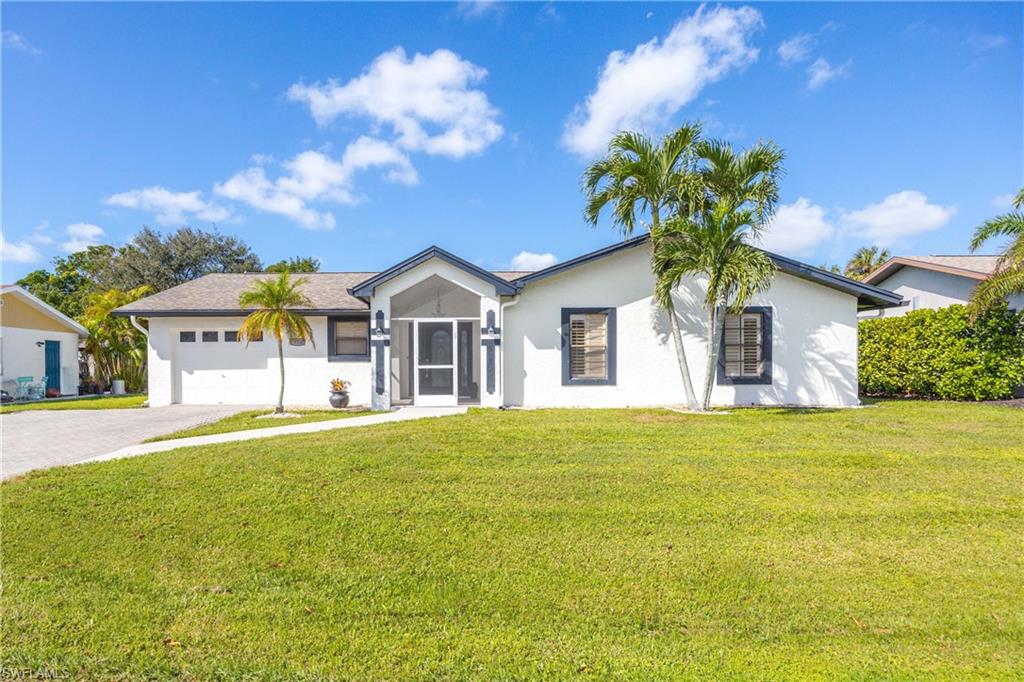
[129, 315, 149, 338]
[498, 294, 520, 407]
[129, 316, 150, 406]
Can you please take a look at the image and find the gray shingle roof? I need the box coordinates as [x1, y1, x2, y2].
[900, 255, 1002, 275]
[113, 270, 532, 316]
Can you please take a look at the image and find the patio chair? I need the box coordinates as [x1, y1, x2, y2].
[27, 376, 47, 401]
[14, 377, 33, 400]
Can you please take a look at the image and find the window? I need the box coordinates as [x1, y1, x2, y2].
[718, 307, 772, 385]
[329, 316, 370, 359]
[224, 331, 239, 343]
[561, 308, 616, 385]
[179, 331, 196, 343]
[202, 331, 218, 343]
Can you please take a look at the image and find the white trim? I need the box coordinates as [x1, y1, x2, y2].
[0, 285, 89, 337]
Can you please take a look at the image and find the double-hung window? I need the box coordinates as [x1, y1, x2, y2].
[329, 315, 370, 360]
[718, 307, 772, 384]
[561, 308, 616, 385]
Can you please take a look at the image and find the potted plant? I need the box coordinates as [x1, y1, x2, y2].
[329, 378, 351, 408]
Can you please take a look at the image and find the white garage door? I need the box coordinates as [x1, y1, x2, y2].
[174, 330, 271, 405]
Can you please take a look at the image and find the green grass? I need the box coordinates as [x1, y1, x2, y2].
[144, 408, 371, 442]
[0, 394, 147, 414]
[3, 401, 1022, 680]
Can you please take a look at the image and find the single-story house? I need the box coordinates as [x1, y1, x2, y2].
[113, 236, 902, 409]
[1, 285, 88, 396]
[860, 255, 1024, 318]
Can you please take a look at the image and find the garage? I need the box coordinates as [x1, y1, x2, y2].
[172, 328, 272, 405]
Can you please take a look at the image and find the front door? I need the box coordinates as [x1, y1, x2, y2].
[413, 320, 457, 407]
[44, 340, 61, 393]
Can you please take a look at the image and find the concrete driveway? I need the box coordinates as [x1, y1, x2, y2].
[1, 405, 252, 479]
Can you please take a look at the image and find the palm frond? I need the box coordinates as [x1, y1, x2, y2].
[969, 213, 1024, 252]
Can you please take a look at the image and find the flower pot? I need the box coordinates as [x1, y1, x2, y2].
[329, 391, 350, 409]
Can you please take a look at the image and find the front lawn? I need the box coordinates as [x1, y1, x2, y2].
[144, 408, 371, 442]
[3, 401, 1021, 679]
[0, 394, 146, 414]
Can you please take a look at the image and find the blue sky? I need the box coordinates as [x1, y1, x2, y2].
[2, 1, 1021, 281]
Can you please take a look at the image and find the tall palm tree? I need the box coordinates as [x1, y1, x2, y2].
[582, 125, 703, 408]
[238, 272, 315, 413]
[968, 187, 1024, 317]
[844, 246, 890, 281]
[653, 139, 784, 410]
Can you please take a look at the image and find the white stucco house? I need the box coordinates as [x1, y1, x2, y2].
[1, 285, 88, 397]
[860, 255, 1024, 319]
[113, 236, 902, 409]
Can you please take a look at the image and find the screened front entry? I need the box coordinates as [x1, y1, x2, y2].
[415, 319, 457, 406]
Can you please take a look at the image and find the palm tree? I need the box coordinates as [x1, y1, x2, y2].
[968, 187, 1024, 317]
[237, 272, 315, 413]
[582, 125, 703, 408]
[844, 246, 890, 281]
[652, 138, 784, 410]
[82, 285, 153, 393]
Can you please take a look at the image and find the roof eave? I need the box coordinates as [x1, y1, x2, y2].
[349, 245, 520, 298]
[110, 307, 370, 318]
[863, 257, 990, 285]
[763, 251, 905, 309]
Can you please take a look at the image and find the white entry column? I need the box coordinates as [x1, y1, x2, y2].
[479, 297, 502, 408]
[369, 296, 391, 411]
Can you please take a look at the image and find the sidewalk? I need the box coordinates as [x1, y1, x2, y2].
[81, 406, 468, 466]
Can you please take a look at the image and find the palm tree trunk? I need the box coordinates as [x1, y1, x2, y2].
[652, 206, 698, 410]
[668, 304, 699, 410]
[702, 305, 724, 410]
[276, 335, 285, 414]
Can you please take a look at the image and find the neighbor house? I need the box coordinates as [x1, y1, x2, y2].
[860, 255, 1024, 318]
[1, 285, 88, 396]
[113, 236, 902, 409]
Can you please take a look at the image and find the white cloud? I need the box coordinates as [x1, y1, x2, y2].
[537, 2, 562, 24]
[777, 21, 839, 66]
[215, 137, 417, 230]
[510, 251, 558, 271]
[967, 33, 1007, 52]
[250, 153, 274, 165]
[760, 198, 833, 256]
[842, 190, 956, 245]
[61, 223, 105, 253]
[458, 1, 503, 19]
[105, 186, 233, 225]
[807, 57, 851, 90]
[1, 31, 41, 55]
[562, 5, 763, 157]
[29, 220, 54, 245]
[1, 233, 42, 263]
[992, 192, 1017, 210]
[287, 47, 503, 159]
[777, 33, 813, 65]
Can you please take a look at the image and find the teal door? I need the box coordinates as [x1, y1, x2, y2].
[44, 340, 61, 392]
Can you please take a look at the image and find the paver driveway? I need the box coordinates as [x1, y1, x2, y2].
[1, 405, 252, 479]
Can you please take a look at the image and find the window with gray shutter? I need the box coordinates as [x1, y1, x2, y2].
[569, 313, 608, 380]
[723, 313, 763, 378]
[561, 307, 616, 385]
[718, 307, 772, 385]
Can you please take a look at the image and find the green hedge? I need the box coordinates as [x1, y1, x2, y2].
[859, 304, 1024, 401]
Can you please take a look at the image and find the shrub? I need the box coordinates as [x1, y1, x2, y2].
[859, 304, 1024, 400]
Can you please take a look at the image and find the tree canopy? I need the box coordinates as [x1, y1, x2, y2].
[265, 256, 321, 273]
[16, 227, 264, 319]
[105, 227, 262, 292]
